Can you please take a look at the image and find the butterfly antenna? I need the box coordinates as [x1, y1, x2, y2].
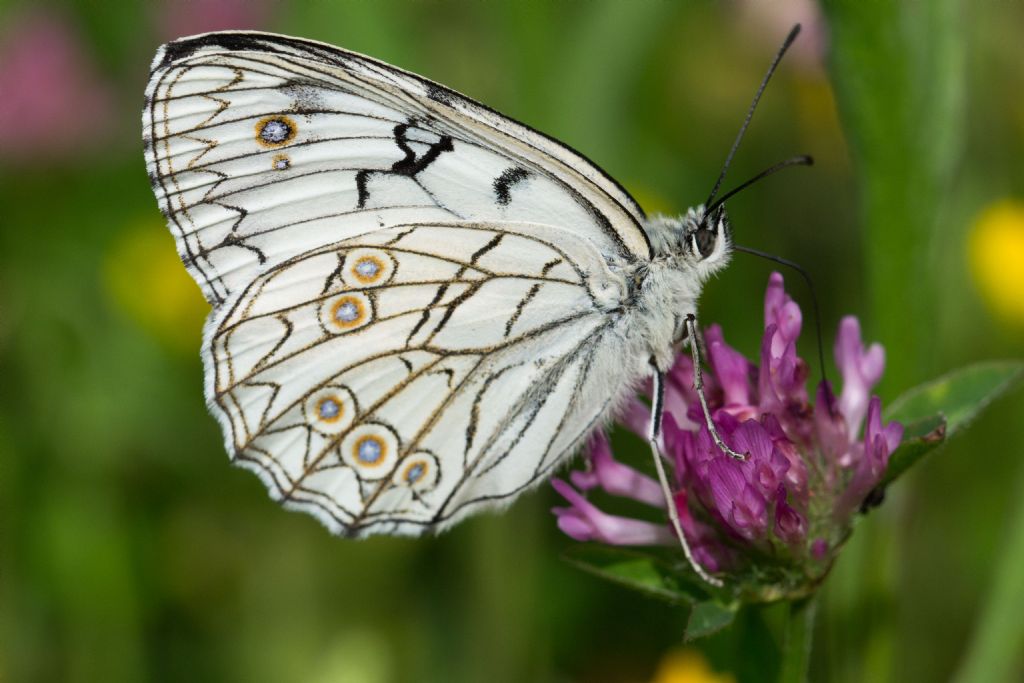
[732, 244, 829, 389]
[704, 24, 802, 208]
[706, 155, 813, 215]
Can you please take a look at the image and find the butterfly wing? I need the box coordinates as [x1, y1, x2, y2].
[143, 30, 651, 306]
[209, 221, 634, 536]
[143, 31, 654, 535]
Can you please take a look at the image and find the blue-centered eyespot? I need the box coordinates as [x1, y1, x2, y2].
[343, 248, 395, 287]
[320, 292, 373, 333]
[271, 153, 291, 170]
[255, 116, 297, 147]
[392, 451, 440, 492]
[304, 387, 357, 435]
[341, 424, 399, 479]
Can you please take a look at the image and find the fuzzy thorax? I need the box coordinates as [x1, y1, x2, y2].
[629, 206, 733, 370]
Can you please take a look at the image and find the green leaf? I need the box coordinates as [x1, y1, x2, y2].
[686, 600, 738, 641]
[880, 361, 1024, 486]
[879, 414, 947, 488]
[562, 546, 740, 638]
[561, 545, 708, 606]
[885, 360, 1024, 434]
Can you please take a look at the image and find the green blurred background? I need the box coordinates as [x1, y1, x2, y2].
[2, 1, 1023, 681]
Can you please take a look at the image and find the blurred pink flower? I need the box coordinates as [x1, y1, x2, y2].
[156, 0, 272, 40]
[0, 9, 115, 161]
[733, 0, 827, 71]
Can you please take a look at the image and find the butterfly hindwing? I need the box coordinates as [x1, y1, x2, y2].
[208, 222, 632, 536]
[144, 31, 651, 307]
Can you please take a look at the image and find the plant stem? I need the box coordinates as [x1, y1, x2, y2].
[779, 597, 817, 683]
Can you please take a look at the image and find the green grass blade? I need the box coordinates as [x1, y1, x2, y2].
[952, 465, 1024, 683]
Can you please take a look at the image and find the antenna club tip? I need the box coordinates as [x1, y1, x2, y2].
[784, 24, 802, 46]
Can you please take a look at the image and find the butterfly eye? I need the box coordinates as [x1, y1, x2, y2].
[694, 228, 717, 259]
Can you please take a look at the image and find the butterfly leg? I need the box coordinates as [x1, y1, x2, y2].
[648, 365, 723, 588]
[685, 314, 747, 461]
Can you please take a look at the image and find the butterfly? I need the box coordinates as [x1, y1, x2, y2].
[142, 27, 806, 554]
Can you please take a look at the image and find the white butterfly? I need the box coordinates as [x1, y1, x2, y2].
[142, 29, 802, 566]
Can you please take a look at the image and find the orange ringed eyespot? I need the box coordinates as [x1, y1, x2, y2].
[331, 296, 365, 328]
[255, 116, 297, 147]
[352, 256, 386, 283]
[354, 436, 385, 465]
[316, 396, 343, 422]
[404, 461, 427, 484]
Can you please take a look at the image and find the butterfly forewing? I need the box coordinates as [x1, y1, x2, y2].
[144, 31, 651, 306]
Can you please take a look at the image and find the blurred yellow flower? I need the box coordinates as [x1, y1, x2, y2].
[969, 200, 1024, 326]
[650, 649, 735, 683]
[308, 630, 393, 683]
[103, 222, 208, 351]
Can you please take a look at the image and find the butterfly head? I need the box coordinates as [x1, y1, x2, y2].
[688, 204, 731, 265]
[645, 205, 732, 280]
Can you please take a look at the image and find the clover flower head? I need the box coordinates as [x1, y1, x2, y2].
[552, 272, 903, 596]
